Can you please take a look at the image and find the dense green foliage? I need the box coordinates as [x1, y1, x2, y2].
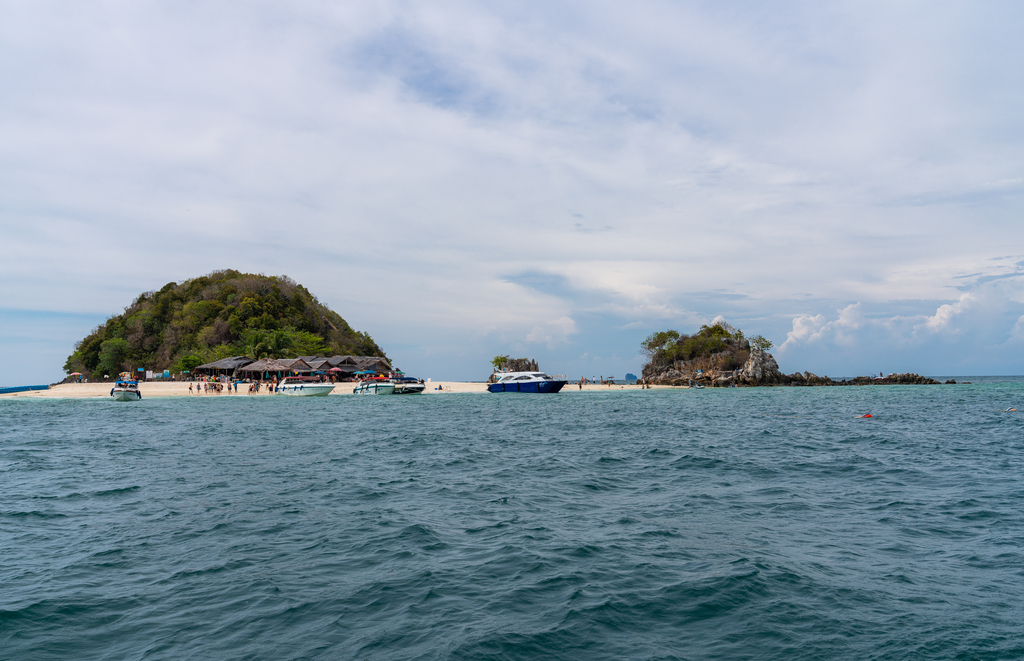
[641, 321, 772, 371]
[64, 270, 386, 379]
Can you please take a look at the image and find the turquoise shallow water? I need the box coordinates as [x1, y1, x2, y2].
[2, 384, 1024, 660]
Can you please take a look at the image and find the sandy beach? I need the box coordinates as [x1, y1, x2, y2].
[0, 381, 675, 399]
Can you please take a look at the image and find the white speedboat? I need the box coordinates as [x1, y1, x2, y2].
[488, 371, 567, 393]
[390, 375, 426, 395]
[353, 378, 395, 395]
[276, 376, 336, 396]
[111, 374, 141, 401]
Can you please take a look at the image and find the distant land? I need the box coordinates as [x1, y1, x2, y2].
[641, 322, 944, 387]
[64, 270, 387, 380]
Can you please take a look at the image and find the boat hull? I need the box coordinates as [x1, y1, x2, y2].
[353, 382, 395, 395]
[487, 380, 567, 393]
[111, 388, 141, 401]
[392, 382, 425, 395]
[277, 383, 335, 396]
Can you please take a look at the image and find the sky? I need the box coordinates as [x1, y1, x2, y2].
[2, 0, 1024, 386]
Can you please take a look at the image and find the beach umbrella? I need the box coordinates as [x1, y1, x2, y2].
[69, 372, 82, 376]
[329, 367, 343, 372]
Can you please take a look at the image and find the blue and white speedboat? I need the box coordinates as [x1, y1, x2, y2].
[111, 373, 141, 401]
[487, 371, 567, 393]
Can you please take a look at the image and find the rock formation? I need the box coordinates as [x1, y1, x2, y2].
[504, 358, 539, 373]
[735, 347, 783, 385]
[640, 320, 945, 387]
[487, 357, 540, 383]
[643, 347, 942, 388]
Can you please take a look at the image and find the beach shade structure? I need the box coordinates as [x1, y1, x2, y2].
[306, 358, 331, 371]
[239, 358, 313, 379]
[194, 356, 255, 377]
[329, 367, 343, 372]
[354, 370, 377, 375]
[69, 372, 82, 376]
[322, 355, 392, 374]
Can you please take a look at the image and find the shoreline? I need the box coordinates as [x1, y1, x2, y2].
[0, 381, 666, 399]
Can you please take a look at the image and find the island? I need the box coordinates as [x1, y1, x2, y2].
[640, 322, 943, 387]
[63, 270, 388, 381]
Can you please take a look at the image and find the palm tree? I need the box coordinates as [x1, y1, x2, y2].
[249, 330, 294, 358]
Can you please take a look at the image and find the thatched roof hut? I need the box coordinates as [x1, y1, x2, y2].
[193, 354, 389, 379]
[355, 356, 392, 372]
[324, 355, 391, 374]
[195, 356, 255, 376]
[305, 358, 332, 371]
[238, 358, 314, 377]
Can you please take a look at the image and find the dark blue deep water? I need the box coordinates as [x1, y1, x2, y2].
[3, 385, 1024, 660]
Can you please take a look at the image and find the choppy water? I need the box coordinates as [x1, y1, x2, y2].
[3, 384, 1024, 660]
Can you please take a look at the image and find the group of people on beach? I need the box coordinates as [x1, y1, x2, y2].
[578, 376, 617, 386]
[187, 379, 277, 395]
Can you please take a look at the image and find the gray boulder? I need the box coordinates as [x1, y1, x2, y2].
[737, 348, 783, 385]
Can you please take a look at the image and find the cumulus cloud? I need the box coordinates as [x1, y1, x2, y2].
[922, 293, 975, 333]
[776, 278, 1024, 374]
[1010, 315, 1024, 343]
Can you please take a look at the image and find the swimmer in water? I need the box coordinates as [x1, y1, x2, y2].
[855, 414, 873, 418]
[1006, 407, 1017, 412]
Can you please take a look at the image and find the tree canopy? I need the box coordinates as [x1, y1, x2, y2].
[64, 270, 387, 378]
[641, 321, 772, 371]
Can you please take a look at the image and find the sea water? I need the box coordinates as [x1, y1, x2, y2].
[2, 383, 1023, 660]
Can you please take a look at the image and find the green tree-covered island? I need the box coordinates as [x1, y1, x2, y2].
[640, 321, 943, 386]
[64, 270, 387, 379]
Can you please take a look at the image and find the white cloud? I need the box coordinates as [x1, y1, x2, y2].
[780, 299, 958, 353]
[922, 293, 975, 333]
[2, 1, 1024, 382]
[785, 313, 829, 345]
[525, 316, 578, 346]
[774, 278, 1024, 374]
[779, 303, 869, 351]
[1010, 315, 1024, 343]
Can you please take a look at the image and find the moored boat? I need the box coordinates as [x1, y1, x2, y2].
[276, 376, 336, 396]
[390, 375, 426, 395]
[487, 371, 567, 393]
[353, 377, 395, 395]
[111, 373, 142, 401]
